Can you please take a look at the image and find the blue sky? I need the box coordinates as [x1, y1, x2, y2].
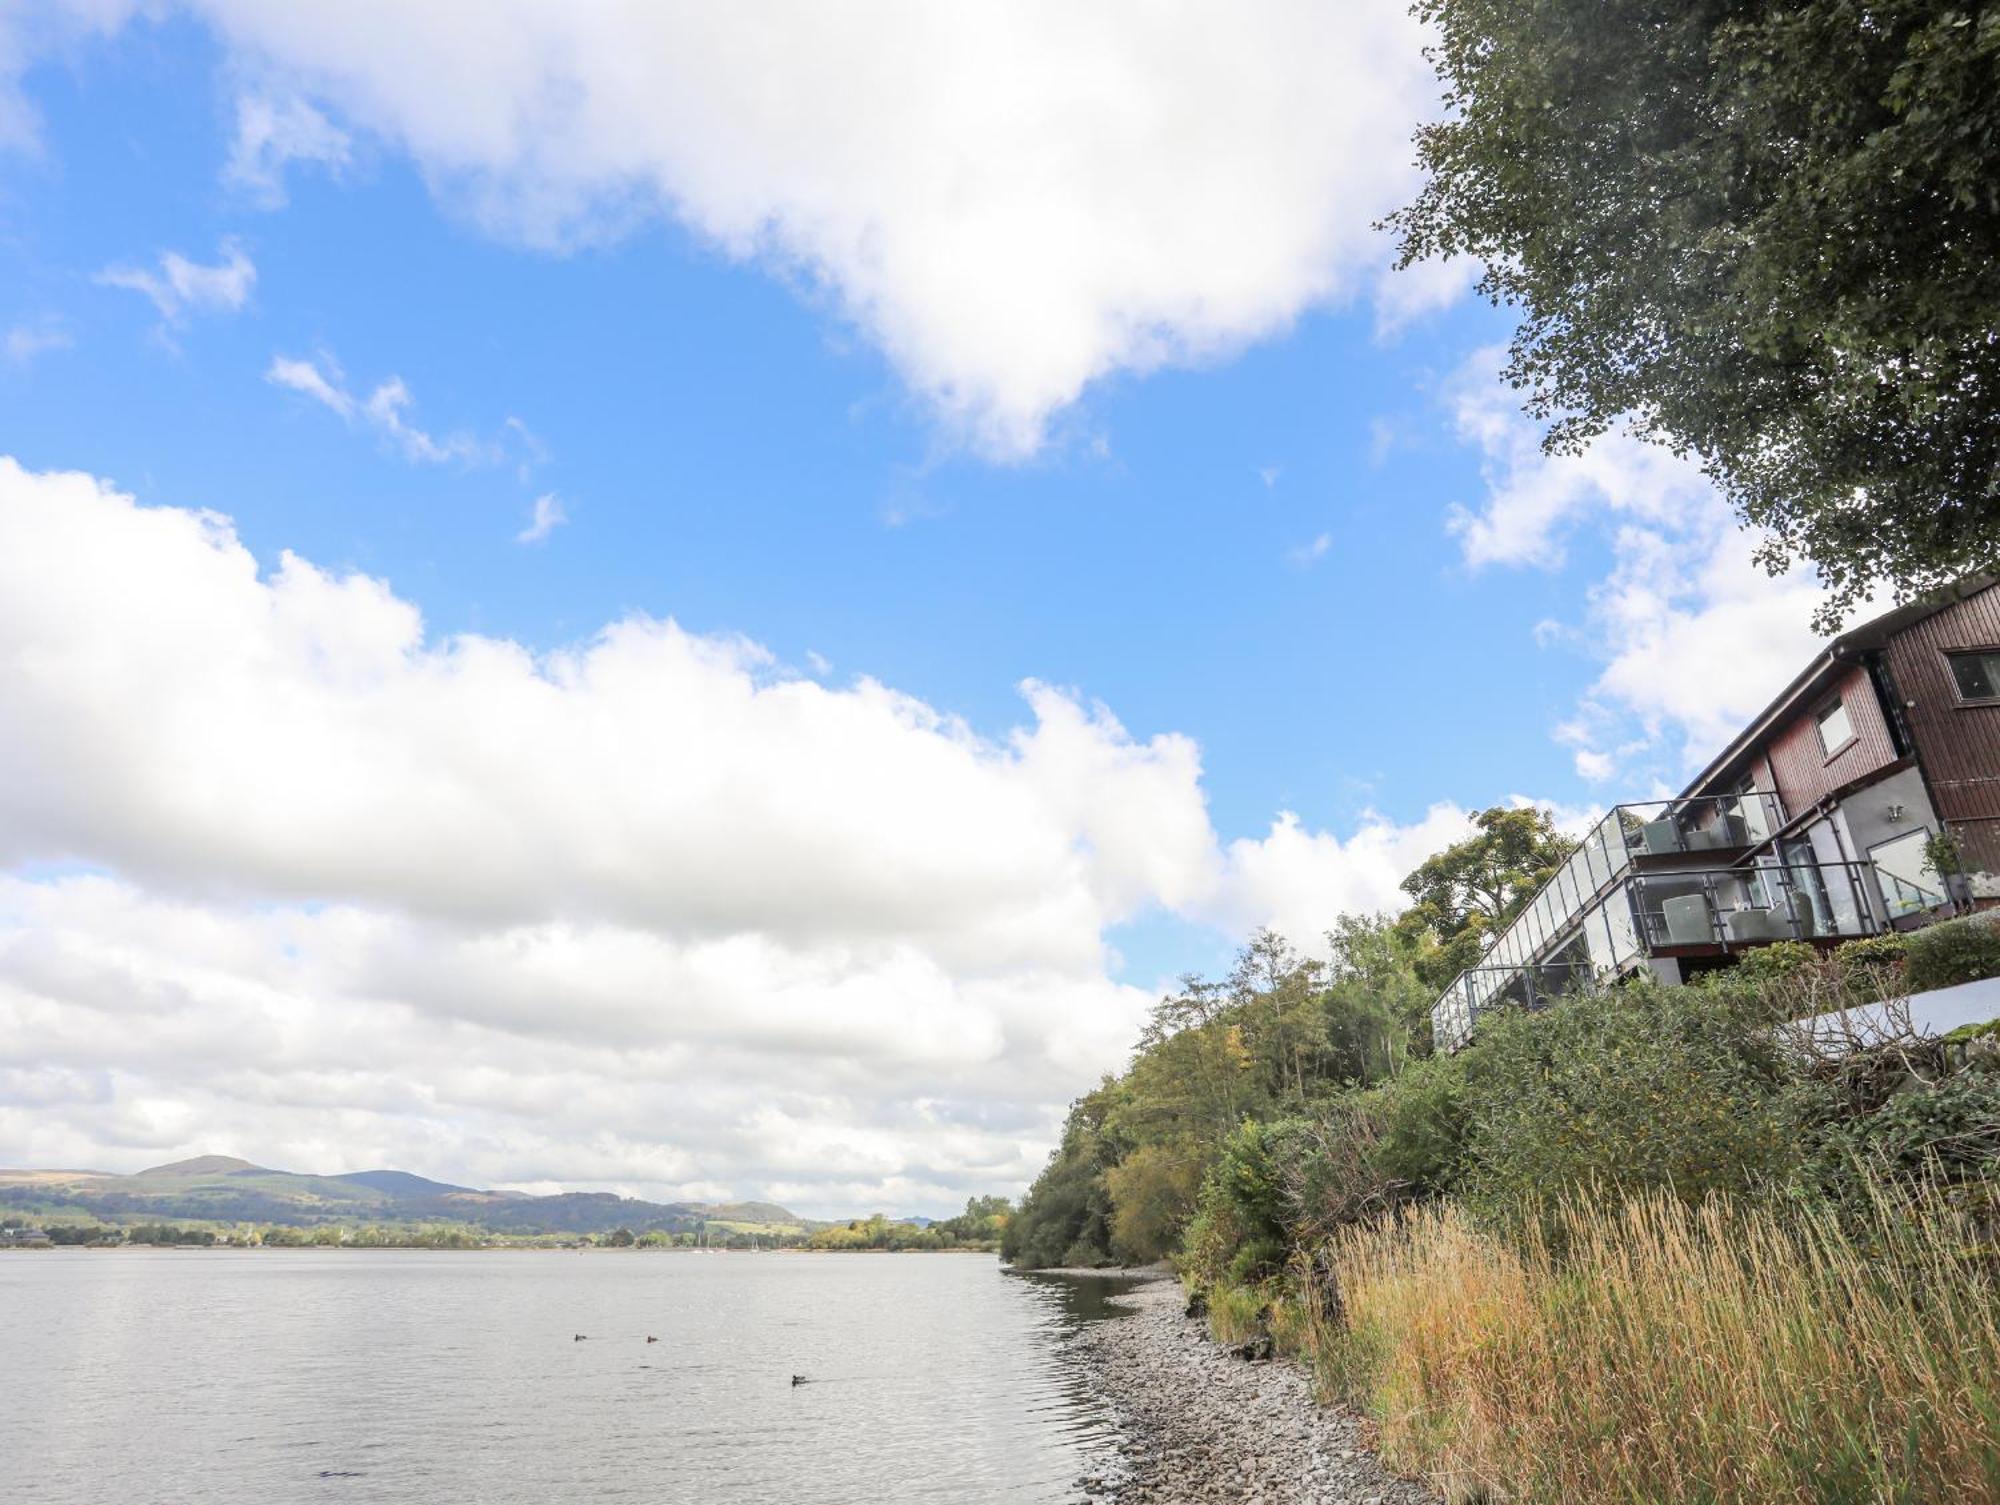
[0, 6, 1834, 1210]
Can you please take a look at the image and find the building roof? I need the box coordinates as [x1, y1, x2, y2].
[1679, 572, 1997, 799]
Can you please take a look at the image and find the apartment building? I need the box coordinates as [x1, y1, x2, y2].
[1433, 573, 2000, 1050]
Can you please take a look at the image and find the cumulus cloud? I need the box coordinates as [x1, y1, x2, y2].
[21, 0, 1442, 454]
[266, 353, 508, 466]
[1443, 349, 1849, 783]
[1216, 803, 1478, 945]
[0, 457, 1462, 1209]
[98, 239, 256, 325]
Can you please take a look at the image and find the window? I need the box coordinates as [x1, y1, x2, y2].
[1815, 697, 1854, 755]
[1948, 649, 2000, 703]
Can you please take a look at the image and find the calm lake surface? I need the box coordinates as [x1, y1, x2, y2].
[1, 1250, 1142, 1502]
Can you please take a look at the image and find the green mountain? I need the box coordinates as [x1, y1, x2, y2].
[0, 1157, 803, 1236]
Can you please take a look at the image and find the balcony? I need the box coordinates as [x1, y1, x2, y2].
[1610, 792, 1782, 861]
[1628, 861, 1879, 951]
[1451, 793, 1786, 1022]
[1429, 858, 1881, 1050]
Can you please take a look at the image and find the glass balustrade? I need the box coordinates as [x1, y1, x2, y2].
[1428, 857, 1883, 1049]
[1877, 868, 1946, 920]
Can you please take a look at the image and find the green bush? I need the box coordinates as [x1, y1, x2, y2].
[1834, 932, 1910, 970]
[1462, 986, 1806, 1213]
[1731, 941, 1817, 986]
[1366, 1054, 1468, 1197]
[1180, 1117, 1300, 1289]
[1830, 1076, 2000, 1179]
[1905, 913, 2000, 993]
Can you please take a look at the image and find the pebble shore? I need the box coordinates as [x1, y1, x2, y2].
[1065, 1275, 1440, 1505]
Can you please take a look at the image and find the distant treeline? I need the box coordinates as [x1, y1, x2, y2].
[805, 1198, 1010, 1251]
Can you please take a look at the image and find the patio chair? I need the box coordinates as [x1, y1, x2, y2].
[1662, 892, 1715, 946]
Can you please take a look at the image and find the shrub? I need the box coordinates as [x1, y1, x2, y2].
[1832, 1075, 2000, 1180]
[1835, 931, 1910, 971]
[1731, 940, 1817, 985]
[1462, 986, 1805, 1214]
[1364, 1054, 1467, 1197]
[1180, 1117, 1300, 1289]
[1905, 912, 2000, 992]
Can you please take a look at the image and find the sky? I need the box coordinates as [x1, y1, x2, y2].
[0, 3, 1843, 1216]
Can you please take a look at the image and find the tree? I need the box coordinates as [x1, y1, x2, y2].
[1393, 0, 2000, 626]
[1396, 806, 1575, 988]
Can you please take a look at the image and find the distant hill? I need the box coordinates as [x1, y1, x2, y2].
[138, 1155, 265, 1177]
[334, 1169, 476, 1199]
[0, 1156, 805, 1237]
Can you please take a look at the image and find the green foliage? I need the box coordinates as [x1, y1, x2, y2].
[1730, 941, 1817, 986]
[1007, 920, 1427, 1269]
[1394, 0, 2000, 625]
[1205, 1281, 1270, 1345]
[1396, 807, 1576, 989]
[1926, 829, 1968, 879]
[1002, 1084, 1120, 1268]
[1103, 1144, 1201, 1262]
[1906, 911, 2000, 991]
[1835, 931, 1912, 971]
[805, 1206, 1003, 1252]
[1463, 986, 1806, 1211]
[1181, 1117, 1302, 1289]
[1364, 1054, 1468, 1198]
[1821, 1073, 2000, 1181]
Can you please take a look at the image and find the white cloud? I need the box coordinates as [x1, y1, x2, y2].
[23, 1, 1443, 455]
[1372, 253, 1479, 339]
[1288, 531, 1333, 568]
[0, 3, 137, 154]
[4, 317, 70, 364]
[266, 353, 505, 466]
[515, 492, 566, 544]
[0, 457, 1461, 1208]
[98, 239, 256, 324]
[1443, 348, 1851, 781]
[265, 352, 353, 416]
[1217, 803, 1478, 946]
[224, 91, 350, 205]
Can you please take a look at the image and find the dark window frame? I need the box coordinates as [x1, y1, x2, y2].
[1944, 646, 2000, 706]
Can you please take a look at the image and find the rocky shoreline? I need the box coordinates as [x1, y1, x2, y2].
[1065, 1275, 1440, 1505]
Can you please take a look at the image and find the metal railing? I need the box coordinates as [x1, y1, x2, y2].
[1627, 860, 1878, 950]
[1429, 857, 1884, 1050]
[1463, 793, 1787, 1013]
[1877, 869, 1947, 921]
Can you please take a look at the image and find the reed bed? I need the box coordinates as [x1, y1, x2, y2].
[1313, 1185, 2000, 1503]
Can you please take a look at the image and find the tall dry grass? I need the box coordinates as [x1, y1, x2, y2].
[1314, 1185, 2000, 1503]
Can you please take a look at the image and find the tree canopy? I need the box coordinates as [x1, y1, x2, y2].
[1396, 806, 1575, 988]
[1393, 0, 2000, 625]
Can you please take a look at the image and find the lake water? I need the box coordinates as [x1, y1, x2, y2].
[1, 1250, 1141, 1503]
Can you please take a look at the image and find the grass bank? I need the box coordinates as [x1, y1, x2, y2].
[1308, 1185, 2000, 1504]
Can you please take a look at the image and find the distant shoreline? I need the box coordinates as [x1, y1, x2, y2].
[3, 1242, 1002, 1255]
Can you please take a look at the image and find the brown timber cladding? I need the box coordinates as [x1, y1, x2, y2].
[1883, 582, 2000, 827]
[1761, 662, 1901, 815]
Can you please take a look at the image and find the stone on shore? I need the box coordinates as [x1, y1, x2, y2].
[1063, 1276, 1439, 1504]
